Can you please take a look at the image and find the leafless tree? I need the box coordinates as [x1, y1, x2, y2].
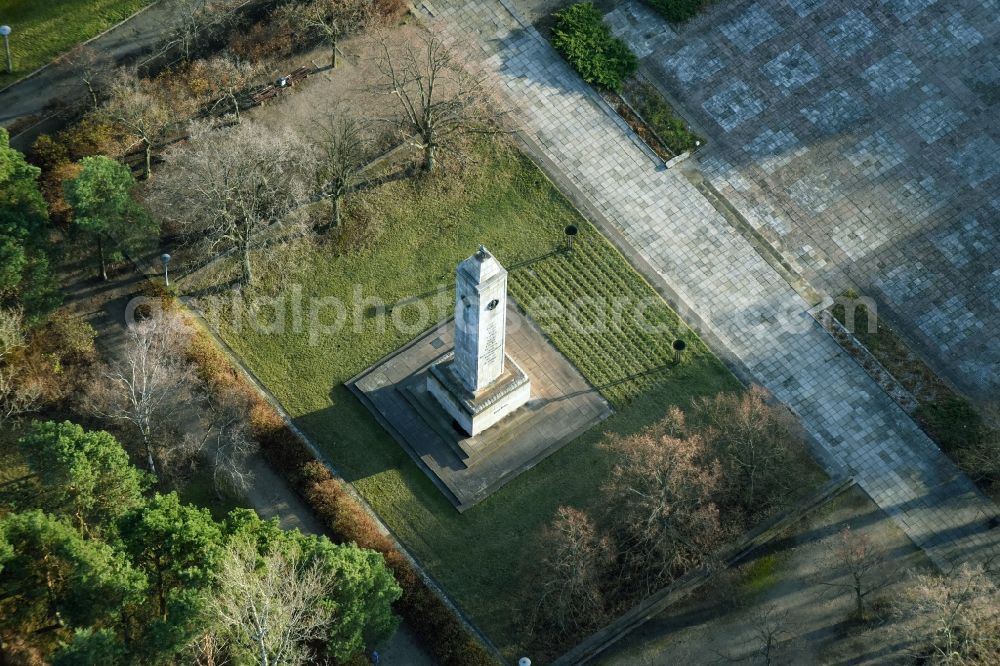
[533, 506, 613, 634]
[204, 536, 333, 666]
[602, 425, 725, 594]
[104, 69, 172, 179]
[820, 526, 895, 620]
[160, 0, 247, 63]
[693, 386, 801, 517]
[894, 563, 1000, 665]
[747, 606, 789, 666]
[148, 120, 312, 286]
[207, 386, 258, 498]
[62, 44, 115, 110]
[373, 29, 506, 172]
[202, 54, 259, 121]
[0, 308, 41, 426]
[86, 310, 199, 475]
[313, 113, 370, 230]
[295, 0, 373, 69]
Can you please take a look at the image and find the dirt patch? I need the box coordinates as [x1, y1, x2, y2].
[596, 485, 932, 665]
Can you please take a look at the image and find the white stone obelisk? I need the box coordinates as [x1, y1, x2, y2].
[426, 245, 531, 438]
[453, 245, 507, 392]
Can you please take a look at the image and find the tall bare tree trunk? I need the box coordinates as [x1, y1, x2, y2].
[241, 247, 253, 286]
[424, 143, 436, 172]
[332, 195, 342, 228]
[144, 140, 153, 181]
[97, 236, 108, 281]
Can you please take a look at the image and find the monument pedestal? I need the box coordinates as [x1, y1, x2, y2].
[426, 352, 531, 438]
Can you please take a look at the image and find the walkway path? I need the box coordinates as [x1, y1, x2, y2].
[422, 0, 1000, 571]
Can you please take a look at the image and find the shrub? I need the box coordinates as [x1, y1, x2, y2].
[374, 0, 408, 21]
[621, 78, 702, 155]
[644, 0, 706, 23]
[551, 3, 637, 91]
[917, 397, 984, 453]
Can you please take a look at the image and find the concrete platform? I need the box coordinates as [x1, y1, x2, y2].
[347, 301, 612, 511]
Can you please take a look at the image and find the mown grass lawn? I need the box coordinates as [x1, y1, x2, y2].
[0, 0, 151, 88]
[188, 140, 740, 655]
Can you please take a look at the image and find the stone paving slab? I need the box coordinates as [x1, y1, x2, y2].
[424, 0, 1000, 569]
[620, 0, 1000, 400]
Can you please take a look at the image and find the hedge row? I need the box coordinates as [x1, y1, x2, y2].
[154, 285, 500, 666]
[551, 3, 637, 92]
[643, 0, 706, 23]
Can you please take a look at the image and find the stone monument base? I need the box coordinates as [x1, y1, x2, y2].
[426, 353, 531, 437]
[347, 303, 612, 511]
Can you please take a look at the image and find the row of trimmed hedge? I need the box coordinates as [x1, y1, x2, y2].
[551, 3, 637, 91]
[644, 0, 706, 23]
[153, 284, 500, 666]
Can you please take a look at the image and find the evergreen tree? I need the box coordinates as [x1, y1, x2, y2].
[0, 510, 146, 635]
[0, 128, 59, 315]
[18, 420, 149, 536]
[64, 155, 157, 280]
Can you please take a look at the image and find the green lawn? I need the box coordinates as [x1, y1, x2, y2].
[189, 141, 740, 655]
[0, 0, 151, 88]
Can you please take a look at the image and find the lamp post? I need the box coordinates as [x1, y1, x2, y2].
[0, 26, 11, 74]
[160, 253, 171, 286]
[672, 338, 686, 365]
[518, 659, 532, 666]
[564, 224, 578, 252]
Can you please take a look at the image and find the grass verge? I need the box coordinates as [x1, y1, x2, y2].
[187, 139, 740, 655]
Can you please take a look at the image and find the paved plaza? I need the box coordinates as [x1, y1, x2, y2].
[420, 0, 1000, 568]
[608, 0, 1000, 399]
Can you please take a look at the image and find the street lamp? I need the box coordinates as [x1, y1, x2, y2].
[160, 253, 171, 286]
[564, 224, 578, 252]
[518, 659, 531, 666]
[672, 338, 686, 365]
[0, 26, 11, 74]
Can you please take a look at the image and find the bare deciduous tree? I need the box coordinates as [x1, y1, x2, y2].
[373, 30, 505, 172]
[602, 427, 724, 593]
[207, 386, 258, 498]
[201, 54, 259, 121]
[104, 70, 171, 179]
[313, 113, 370, 230]
[205, 536, 333, 666]
[160, 0, 247, 63]
[295, 0, 372, 69]
[149, 120, 311, 286]
[820, 526, 895, 620]
[0, 308, 41, 425]
[894, 563, 1000, 665]
[533, 506, 612, 634]
[62, 44, 114, 110]
[694, 385, 800, 516]
[86, 310, 199, 475]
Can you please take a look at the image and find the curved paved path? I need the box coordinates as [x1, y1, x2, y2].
[421, 0, 1000, 571]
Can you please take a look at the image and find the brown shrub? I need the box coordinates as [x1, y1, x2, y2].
[374, 0, 409, 22]
[228, 10, 297, 64]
